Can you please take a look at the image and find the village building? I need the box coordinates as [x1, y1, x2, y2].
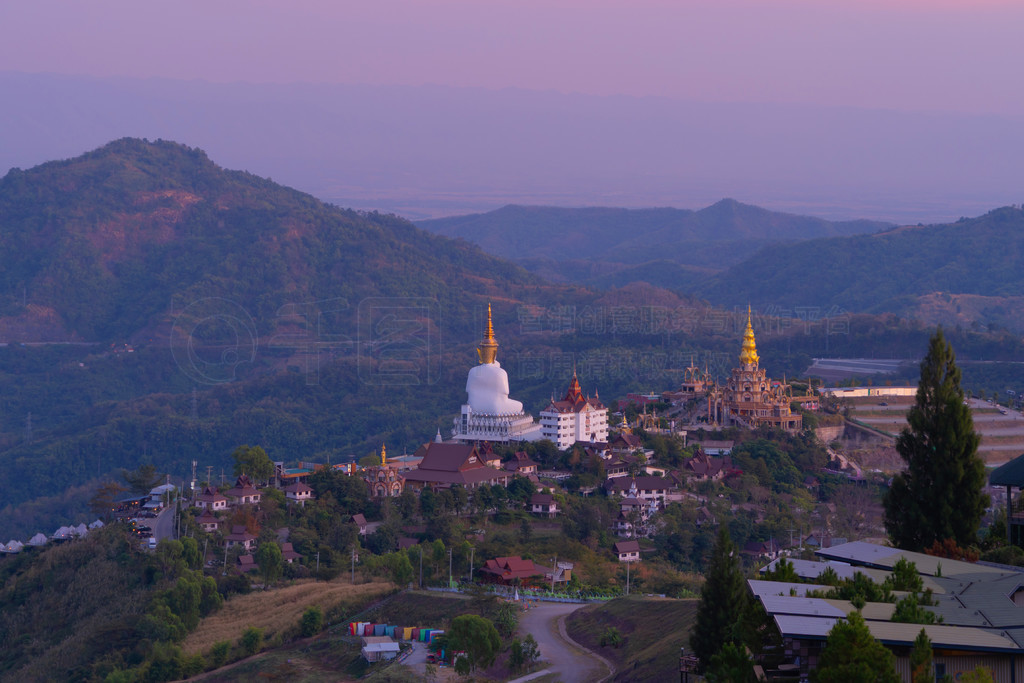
[539, 370, 609, 449]
[614, 540, 641, 562]
[404, 442, 513, 491]
[707, 307, 802, 432]
[283, 481, 314, 506]
[503, 451, 539, 476]
[194, 486, 228, 511]
[223, 475, 261, 507]
[224, 525, 257, 551]
[280, 542, 302, 564]
[351, 514, 368, 536]
[196, 509, 220, 533]
[529, 493, 558, 518]
[236, 554, 259, 573]
[452, 305, 543, 443]
[605, 476, 673, 508]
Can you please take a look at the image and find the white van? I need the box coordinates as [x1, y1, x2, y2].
[148, 537, 157, 550]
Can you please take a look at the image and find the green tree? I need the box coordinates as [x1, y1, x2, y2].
[813, 612, 898, 683]
[301, 605, 324, 637]
[884, 329, 989, 551]
[690, 527, 749, 671]
[122, 464, 162, 494]
[255, 542, 283, 588]
[239, 627, 263, 656]
[445, 614, 501, 673]
[231, 445, 275, 485]
[706, 642, 755, 683]
[208, 640, 231, 668]
[910, 628, 933, 683]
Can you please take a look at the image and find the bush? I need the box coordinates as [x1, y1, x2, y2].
[239, 627, 263, 656]
[600, 626, 623, 648]
[301, 605, 324, 637]
[208, 640, 231, 669]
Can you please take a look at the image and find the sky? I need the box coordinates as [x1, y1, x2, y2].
[2, 0, 1024, 116]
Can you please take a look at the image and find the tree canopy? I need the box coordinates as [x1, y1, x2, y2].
[813, 611, 898, 683]
[690, 527, 750, 671]
[884, 329, 988, 551]
[231, 445, 275, 484]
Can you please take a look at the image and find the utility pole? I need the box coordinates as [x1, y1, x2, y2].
[222, 543, 229, 576]
[626, 559, 631, 596]
[316, 551, 320, 582]
[551, 554, 557, 593]
[449, 547, 453, 589]
[469, 546, 475, 584]
[351, 546, 356, 584]
[419, 546, 423, 588]
[202, 537, 208, 568]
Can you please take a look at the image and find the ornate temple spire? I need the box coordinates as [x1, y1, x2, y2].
[739, 304, 759, 367]
[381, 442, 386, 466]
[564, 366, 583, 403]
[477, 303, 499, 364]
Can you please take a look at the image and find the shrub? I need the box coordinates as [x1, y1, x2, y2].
[300, 605, 324, 637]
[239, 627, 263, 656]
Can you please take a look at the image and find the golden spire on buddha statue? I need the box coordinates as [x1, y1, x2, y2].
[381, 443, 387, 466]
[477, 303, 499, 364]
[739, 305, 759, 366]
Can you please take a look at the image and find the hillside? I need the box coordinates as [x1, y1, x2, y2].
[697, 206, 1024, 331]
[417, 201, 891, 284]
[0, 138, 576, 344]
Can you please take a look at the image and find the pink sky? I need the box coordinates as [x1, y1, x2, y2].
[2, 0, 1023, 115]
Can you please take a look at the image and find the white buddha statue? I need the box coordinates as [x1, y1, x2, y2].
[465, 304, 524, 415]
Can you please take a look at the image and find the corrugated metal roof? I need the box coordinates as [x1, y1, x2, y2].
[749, 579, 829, 599]
[760, 595, 846, 619]
[990, 453, 1024, 487]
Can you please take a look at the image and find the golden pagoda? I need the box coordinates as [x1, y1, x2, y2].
[707, 306, 801, 432]
[739, 305, 759, 367]
[477, 303, 499, 364]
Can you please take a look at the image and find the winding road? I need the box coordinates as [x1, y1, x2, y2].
[513, 602, 613, 683]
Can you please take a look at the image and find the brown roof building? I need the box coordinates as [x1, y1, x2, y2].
[223, 475, 261, 506]
[404, 443, 513, 491]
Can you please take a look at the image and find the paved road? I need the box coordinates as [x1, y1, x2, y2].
[153, 505, 175, 542]
[517, 602, 612, 683]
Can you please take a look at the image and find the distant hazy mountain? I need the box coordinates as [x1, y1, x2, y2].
[1, 72, 1022, 223]
[417, 201, 891, 290]
[696, 206, 1024, 332]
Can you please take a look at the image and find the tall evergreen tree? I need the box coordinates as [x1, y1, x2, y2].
[884, 328, 988, 551]
[910, 628, 933, 683]
[814, 611, 898, 683]
[690, 527, 749, 671]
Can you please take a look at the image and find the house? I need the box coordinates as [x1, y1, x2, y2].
[237, 554, 259, 573]
[742, 539, 782, 562]
[682, 449, 734, 481]
[529, 493, 558, 518]
[608, 433, 643, 454]
[479, 443, 503, 469]
[351, 514, 368, 535]
[224, 525, 257, 551]
[504, 451, 539, 476]
[605, 476, 673, 507]
[283, 482, 314, 506]
[361, 636, 400, 662]
[478, 556, 546, 586]
[403, 442, 512, 491]
[223, 475, 261, 506]
[195, 486, 228, 511]
[538, 370, 609, 449]
[614, 540, 641, 562]
[196, 509, 220, 532]
[280, 542, 302, 564]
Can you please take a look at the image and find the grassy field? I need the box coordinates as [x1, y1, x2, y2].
[183, 578, 396, 656]
[564, 595, 699, 683]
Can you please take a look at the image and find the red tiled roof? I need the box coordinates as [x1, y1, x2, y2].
[479, 556, 544, 581]
[614, 540, 640, 554]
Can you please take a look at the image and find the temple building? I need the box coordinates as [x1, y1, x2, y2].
[539, 370, 609, 450]
[361, 444, 405, 499]
[707, 307, 802, 432]
[452, 305, 542, 443]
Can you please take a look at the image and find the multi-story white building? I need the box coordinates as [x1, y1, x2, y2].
[539, 371, 608, 450]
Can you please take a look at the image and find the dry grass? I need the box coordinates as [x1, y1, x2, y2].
[183, 579, 395, 655]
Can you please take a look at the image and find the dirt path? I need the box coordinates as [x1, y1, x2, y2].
[515, 602, 614, 683]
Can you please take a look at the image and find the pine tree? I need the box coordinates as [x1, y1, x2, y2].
[884, 329, 989, 551]
[814, 611, 898, 683]
[910, 628, 933, 683]
[690, 527, 749, 671]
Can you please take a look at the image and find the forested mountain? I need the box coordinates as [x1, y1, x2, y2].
[696, 206, 1024, 332]
[417, 201, 890, 291]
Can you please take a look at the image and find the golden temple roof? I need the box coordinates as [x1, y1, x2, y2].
[477, 303, 499, 364]
[739, 305, 759, 366]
